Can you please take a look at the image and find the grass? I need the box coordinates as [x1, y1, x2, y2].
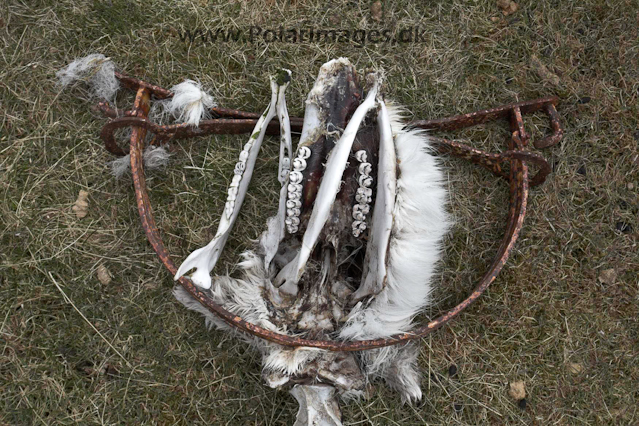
[1, 0, 637, 424]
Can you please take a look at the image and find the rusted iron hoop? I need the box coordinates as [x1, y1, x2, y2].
[119, 83, 558, 351]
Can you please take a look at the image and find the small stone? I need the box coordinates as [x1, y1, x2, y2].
[96, 264, 112, 285]
[615, 221, 632, 234]
[567, 362, 584, 374]
[491, 16, 500, 22]
[577, 96, 591, 104]
[497, 0, 518, 16]
[448, 365, 458, 377]
[598, 268, 617, 285]
[518, 398, 527, 410]
[509, 381, 526, 400]
[72, 190, 89, 219]
[628, 182, 634, 190]
[371, 1, 382, 21]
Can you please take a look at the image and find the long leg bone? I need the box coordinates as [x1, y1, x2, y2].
[274, 78, 380, 295]
[353, 99, 397, 301]
[174, 75, 285, 289]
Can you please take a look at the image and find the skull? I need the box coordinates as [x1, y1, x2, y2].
[173, 58, 450, 423]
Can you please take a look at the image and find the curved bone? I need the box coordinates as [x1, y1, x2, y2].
[354, 100, 397, 301]
[274, 79, 379, 294]
[290, 385, 342, 426]
[174, 76, 283, 289]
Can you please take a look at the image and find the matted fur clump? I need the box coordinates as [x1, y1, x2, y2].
[56, 53, 120, 101]
[173, 58, 451, 409]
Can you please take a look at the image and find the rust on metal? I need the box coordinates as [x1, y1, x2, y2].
[108, 72, 562, 351]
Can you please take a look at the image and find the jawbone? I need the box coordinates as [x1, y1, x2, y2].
[175, 58, 451, 423]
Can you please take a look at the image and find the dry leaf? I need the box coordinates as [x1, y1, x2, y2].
[97, 264, 112, 285]
[567, 363, 584, 374]
[371, 1, 382, 22]
[509, 381, 526, 400]
[497, 0, 518, 16]
[530, 55, 561, 86]
[598, 268, 617, 284]
[72, 190, 89, 219]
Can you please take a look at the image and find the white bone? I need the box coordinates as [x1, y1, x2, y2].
[293, 158, 307, 171]
[174, 77, 282, 289]
[290, 385, 342, 426]
[358, 175, 373, 187]
[234, 162, 245, 174]
[287, 200, 301, 209]
[358, 163, 372, 175]
[263, 70, 294, 270]
[353, 100, 397, 301]
[298, 146, 312, 159]
[289, 191, 301, 201]
[274, 78, 380, 292]
[289, 171, 303, 183]
[281, 157, 291, 170]
[353, 204, 370, 215]
[355, 150, 368, 163]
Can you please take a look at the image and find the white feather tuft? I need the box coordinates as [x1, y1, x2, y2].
[166, 80, 216, 127]
[56, 53, 119, 101]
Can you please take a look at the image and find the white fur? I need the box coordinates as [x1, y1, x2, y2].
[166, 80, 216, 127]
[340, 118, 450, 339]
[339, 105, 450, 400]
[109, 146, 171, 179]
[173, 251, 323, 377]
[57, 53, 119, 101]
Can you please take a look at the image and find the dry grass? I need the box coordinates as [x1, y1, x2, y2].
[1, 0, 637, 424]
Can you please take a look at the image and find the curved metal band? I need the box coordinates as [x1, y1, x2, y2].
[127, 86, 535, 351]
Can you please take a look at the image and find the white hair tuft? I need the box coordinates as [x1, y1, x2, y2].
[56, 53, 119, 101]
[166, 80, 216, 127]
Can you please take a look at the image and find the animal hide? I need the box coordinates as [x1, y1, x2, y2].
[174, 58, 451, 411]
